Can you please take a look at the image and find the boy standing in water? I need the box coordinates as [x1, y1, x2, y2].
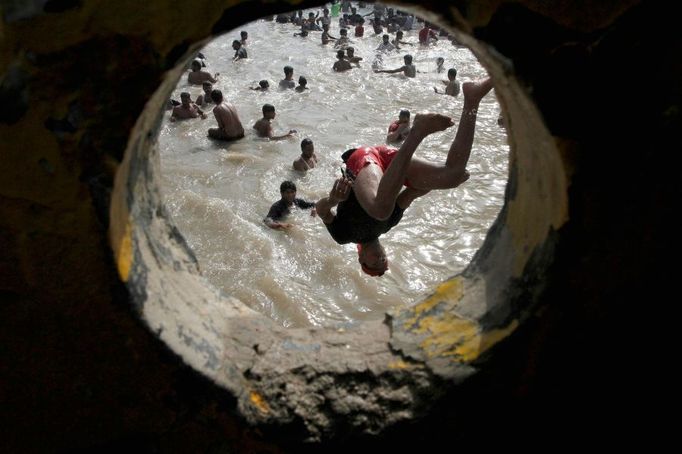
[436, 57, 445, 73]
[195, 82, 214, 107]
[374, 54, 416, 77]
[240, 30, 248, 46]
[419, 23, 439, 45]
[187, 59, 218, 85]
[250, 80, 269, 91]
[333, 50, 353, 72]
[208, 89, 244, 141]
[293, 138, 318, 171]
[355, 18, 365, 37]
[279, 66, 296, 89]
[345, 47, 363, 66]
[376, 34, 396, 52]
[253, 104, 296, 140]
[295, 76, 309, 92]
[434, 68, 461, 96]
[386, 109, 411, 143]
[391, 30, 413, 49]
[263, 181, 316, 230]
[321, 24, 336, 44]
[170, 92, 207, 121]
[334, 28, 351, 48]
[232, 40, 247, 61]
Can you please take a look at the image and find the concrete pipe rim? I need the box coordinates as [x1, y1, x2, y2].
[108, 1, 567, 442]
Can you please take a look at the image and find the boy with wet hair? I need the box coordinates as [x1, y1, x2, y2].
[208, 89, 244, 141]
[240, 30, 248, 46]
[333, 49, 352, 72]
[187, 59, 218, 85]
[345, 47, 363, 66]
[195, 82, 214, 106]
[263, 181, 316, 230]
[295, 76, 309, 92]
[391, 30, 413, 49]
[376, 34, 396, 52]
[279, 66, 296, 89]
[434, 68, 460, 96]
[170, 92, 207, 121]
[386, 109, 411, 143]
[250, 80, 270, 91]
[293, 138, 318, 171]
[232, 40, 247, 61]
[374, 54, 416, 77]
[334, 28, 351, 48]
[321, 23, 336, 44]
[253, 104, 296, 140]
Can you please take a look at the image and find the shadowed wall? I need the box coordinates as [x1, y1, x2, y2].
[0, 0, 677, 451]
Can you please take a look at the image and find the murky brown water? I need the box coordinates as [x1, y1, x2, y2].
[159, 6, 508, 328]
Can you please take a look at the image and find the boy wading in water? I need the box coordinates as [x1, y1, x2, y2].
[263, 181, 316, 230]
[316, 78, 493, 276]
[207, 89, 244, 141]
[293, 138, 318, 171]
[253, 104, 296, 140]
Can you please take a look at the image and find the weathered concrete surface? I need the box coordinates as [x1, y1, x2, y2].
[1, 0, 678, 451]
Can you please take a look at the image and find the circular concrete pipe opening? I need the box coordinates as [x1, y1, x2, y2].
[109, 2, 567, 442]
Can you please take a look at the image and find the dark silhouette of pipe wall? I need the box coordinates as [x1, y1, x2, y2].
[0, 0, 676, 451]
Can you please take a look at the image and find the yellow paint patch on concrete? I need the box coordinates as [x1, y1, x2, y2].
[448, 319, 520, 362]
[114, 220, 133, 282]
[416, 313, 479, 358]
[249, 391, 270, 414]
[388, 359, 417, 370]
[403, 278, 464, 329]
[412, 307, 519, 363]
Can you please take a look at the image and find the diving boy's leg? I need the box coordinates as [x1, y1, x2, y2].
[353, 113, 453, 220]
[406, 77, 494, 190]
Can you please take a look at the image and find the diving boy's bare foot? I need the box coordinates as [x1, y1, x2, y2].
[411, 112, 454, 136]
[462, 77, 494, 104]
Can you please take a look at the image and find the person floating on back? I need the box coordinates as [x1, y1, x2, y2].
[263, 181, 316, 230]
[253, 104, 296, 140]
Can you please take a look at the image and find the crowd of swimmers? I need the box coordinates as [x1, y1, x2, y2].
[167, 1, 500, 277]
